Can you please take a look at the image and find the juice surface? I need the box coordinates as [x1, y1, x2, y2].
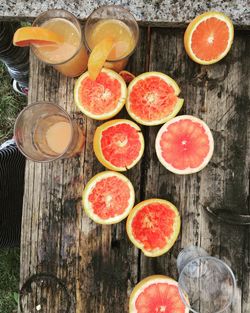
[34, 18, 80, 64]
[87, 19, 135, 60]
[45, 121, 71, 154]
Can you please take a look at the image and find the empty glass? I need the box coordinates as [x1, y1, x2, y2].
[14, 102, 84, 162]
[177, 246, 236, 313]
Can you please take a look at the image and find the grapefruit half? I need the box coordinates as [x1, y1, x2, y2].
[74, 68, 127, 120]
[155, 115, 214, 174]
[184, 11, 234, 65]
[129, 275, 189, 313]
[126, 199, 180, 257]
[126, 72, 184, 126]
[93, 119, 144, 171]
[82, 171, 135, 224]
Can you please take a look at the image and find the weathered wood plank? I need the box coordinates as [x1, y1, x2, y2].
[139, 27, 250, 313]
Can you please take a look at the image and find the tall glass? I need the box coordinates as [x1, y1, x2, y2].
[177, 246, 236, 313]
[14, 102, 84, 162]
[84, 5, 139, 73]
[32, 9, 88, 77]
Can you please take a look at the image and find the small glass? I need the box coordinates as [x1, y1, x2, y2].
[84, 5, 139, 73]
[32, 9, 88, 77]
[177, 246, 236, 313]
[14, 102, 84, 162]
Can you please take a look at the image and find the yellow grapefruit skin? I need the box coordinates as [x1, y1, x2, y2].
[93, 119, 145, 172]
[82, 171, 135, 224]
[184, 11, 234, 65]
[129, 275, 189, 313]
[74, 68, 127, 120]
[126, 199, 181, 257]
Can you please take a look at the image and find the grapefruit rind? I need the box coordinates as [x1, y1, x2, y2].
[126, 72, 184, 126]
[74, 68, 127, 120]
[126, 199, 181, 257]
[155, 115, 214, 175]
[93, 119, 145, 172]
[184, 11, 234, 65]
[129, 275, 189, 313]
[82, 171, 135, 224]
[13, 26, 64, 47]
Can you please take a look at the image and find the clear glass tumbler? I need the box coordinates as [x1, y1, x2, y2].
[177, 246, 236, 313]
[14, 102, 84, 162]
[84, 5, 139, 72]
[32, 9, 88, 77]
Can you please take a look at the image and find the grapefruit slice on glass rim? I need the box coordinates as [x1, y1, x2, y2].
[13, 26, 64, 47]
[93, 119, 144, 171]
[82, 171, 135, 224]
[126, 72, 184, 126]
[184, 11, 234, 65]
[155, 115, 214, 175]
[74, 68, 127, 120]
[126, 199, 181, 257]
[129, 275, 189, 313]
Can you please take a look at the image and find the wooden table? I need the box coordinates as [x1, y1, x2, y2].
[20, 26, 250, 313]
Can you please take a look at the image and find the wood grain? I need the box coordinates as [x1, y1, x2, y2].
[19, 27, 250, 313]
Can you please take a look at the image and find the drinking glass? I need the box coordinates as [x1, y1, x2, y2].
[177, 246, 236, 313]
[32, 9, 88, 77]
[14, 102, 84, 162]
[84, 5, 139, 72]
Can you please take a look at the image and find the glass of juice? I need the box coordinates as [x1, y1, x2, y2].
[84, 5, 139, 72]
[14, 102, 84, 162]
[32, 9, 88, 77]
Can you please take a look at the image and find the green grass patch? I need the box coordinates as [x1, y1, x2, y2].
[0, 63, 27, 144]
[0, 248, 20, 313]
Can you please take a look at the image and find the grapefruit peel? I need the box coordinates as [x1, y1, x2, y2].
[155, 115, 214, 175]
[93, 119, 145, 172]
[129, 275, 189, 313]
[184, 11, 234, 65]
[126, 199, 181, 257]
[74, 68, 127, 120]
[82, 171, 135, 224]
[13, 26, 64, 47]
[88, 36, 114, 80]
[126, 72, 184, 126]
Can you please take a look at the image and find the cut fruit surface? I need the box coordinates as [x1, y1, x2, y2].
[129, 275, 188, 313]
[88, 36, 114, 80]
[93, 119, 144, 172]
[184, 11, 234, 65]
[126, 199, 180, 257]
[13, 26, 64, 47]
[126, 72, 184, 126]
[119, 70, 135, 84]
[82, 171, 135, 224]
[74, 68, 127, 120]
[155, 115, 214, 174]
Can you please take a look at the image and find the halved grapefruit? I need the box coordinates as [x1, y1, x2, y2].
[155, 115, 214, 174]
[126, 199, 180, 257]
[184, 11, 234, 65]
[126, 72, 184, 126]
[13, 26, 64, 47]
[129, 275, 188, 313]
[74, 68, 127, 120]
[119, 70, 135, 84]
[82, 171, 135, 224]
[93, 119, 144, 171]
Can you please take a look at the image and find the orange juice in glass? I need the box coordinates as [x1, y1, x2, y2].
[84, 5, 139, 73]
[32, 9, 88, 77]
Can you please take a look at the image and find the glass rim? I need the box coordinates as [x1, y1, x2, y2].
[84, 4, 139, 62]
[14, 102, 74, 163]
[31, 9, 84, 66]
[178, 256, 236, 313]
